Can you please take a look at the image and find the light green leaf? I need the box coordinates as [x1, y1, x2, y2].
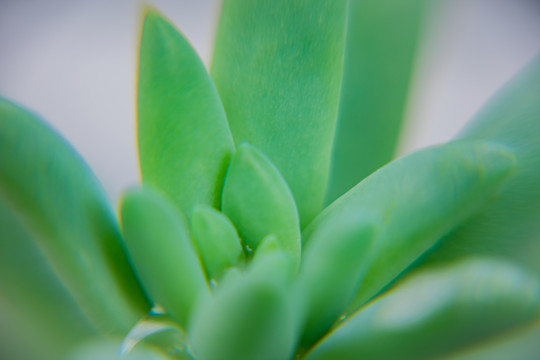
[305, 258, 540, 360]
[252, 234, 281, 263]
[191, 205, 243, 281]
[189, 253, 295, 360]
[211, 0, 348, 227]
[419, 54, 540, 272]
[222, 143, 301, 267]
[326, 0, 430, 203]
[120, 187, 209, 328]
[304, 139, 516, 313]
[0, 97, 149, 334]
[138, 10, 234, 217]
[296, 215, 374, 348]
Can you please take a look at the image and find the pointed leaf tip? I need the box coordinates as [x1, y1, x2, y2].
[138, 9, 234, 217]
[222, 142, 301, 267]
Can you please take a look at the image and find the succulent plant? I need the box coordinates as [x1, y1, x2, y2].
[1, 1, 540, 359]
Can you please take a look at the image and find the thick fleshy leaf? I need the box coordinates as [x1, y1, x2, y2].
[222, 143, 301, 267]
[211, 0, 348, 227]
[305, 258, 540, 360]
[137, 10, 234, 216]
[191, 205, 243, 281]
[189, 253, 295, 360]
[326, 0, 430, 203]
[419, 54, 540, 272]
[0, 97, 149, 333]
[296, 215, 374, 347]
[303, 139, 516, 313]
[120, 187, 210, 328]
[0, 199, 95, 360]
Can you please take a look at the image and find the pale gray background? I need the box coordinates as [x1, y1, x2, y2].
[1, 0, 539, 204]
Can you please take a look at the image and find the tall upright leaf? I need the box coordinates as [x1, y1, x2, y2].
[326, 0, 430, 204]
[138, 10, 234, 216]
[0, 97, 149, 334]
[211, 0, 348, 227]
[420, 54, 540, 272]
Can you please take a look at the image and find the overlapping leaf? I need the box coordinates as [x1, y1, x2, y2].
[211, 0, 348, 227]
[304, 139, 516, 312]
[120, 186, 209, 328]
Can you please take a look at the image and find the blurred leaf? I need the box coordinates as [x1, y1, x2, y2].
[191, 205, 243, 281]
[222, 143, 301, 267]
[326, 0, 430, 203]
[138, 10, 234, 217]
[120, 186, 210, 328]
[67, 337, 174, 360]
[0, 97, 149, 334]
[211, 0, 348, 227]
[439, 319, 540, 360]
[0, 199, 95, 360]
[189, 252, 295, 360]
[304, 139, 516, 313]
[419, 54, 540, 272]
[296, 215, 374, 347]
[304, 258, 540, 360]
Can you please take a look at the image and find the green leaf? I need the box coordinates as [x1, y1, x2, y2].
[252, 234, 281, 263]
[222, 143, 301, 267]
[120, 186, 210, 328]
[0, 199, 96, 360]
[326, 0, 430, 203]
[304, 258, 540, 360]
[191, 205, 243, 281]
[211, 0, 348, 227]
[439, 320, 540, 360]
[0, 97, 149, 334]
[304, 139, 516, 313]
[67, 337, 174, 360]
[137, 10, 234, 217]
[189, 253, 295, 360]
[295, 214, 374, 348]
[419, 54, 540, 272]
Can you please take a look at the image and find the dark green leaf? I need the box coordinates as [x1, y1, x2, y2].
[0, 198, 95, 360]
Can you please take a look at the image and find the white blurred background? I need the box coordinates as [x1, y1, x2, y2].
[1, 0, 539, 204]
